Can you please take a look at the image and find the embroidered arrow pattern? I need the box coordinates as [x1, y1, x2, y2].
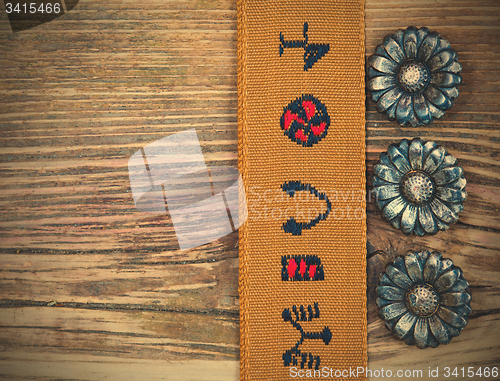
[279, 23, 330, 71]
[282, 303, 332, 370]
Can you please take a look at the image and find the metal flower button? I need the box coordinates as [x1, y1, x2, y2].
[366, 26, 462, 126]
[377, 251, 471, 349]
[372, 138, 467, 236]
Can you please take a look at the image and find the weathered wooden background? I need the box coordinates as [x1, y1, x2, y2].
[0, 0, 498, 380]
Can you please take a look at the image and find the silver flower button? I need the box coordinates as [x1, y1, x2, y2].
[366, 26, 462, 126]
[377, 251, 471, 349]
[372, 138, 467, 236]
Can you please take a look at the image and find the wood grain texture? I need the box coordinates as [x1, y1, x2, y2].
[0, 0, 499, 380]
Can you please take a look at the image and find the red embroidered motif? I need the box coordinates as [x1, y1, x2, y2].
[280, 95, 330, 147]
[281, 255, 324, 281]
[288, 258, 298, 279]
[309, 265, 317, 279]
[295, 129, 308, 142]
[311, 122, 326, 136]
[299, 259, 307, 278]
[302, 100, 316, 120]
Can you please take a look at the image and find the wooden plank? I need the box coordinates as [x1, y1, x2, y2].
[0, 255, 240, 311]
[0, 307, 238, 359]
[0, 0, 499, 379]
[0, 352, 239, 381]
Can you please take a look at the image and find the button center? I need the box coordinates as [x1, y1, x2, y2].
[402, 171, 435, 204]
[406, 284, 439, 317]
[398, 60, 429, 93]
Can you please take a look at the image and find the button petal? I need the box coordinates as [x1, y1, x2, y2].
[414, 317, 430, 349]
[413, 93, 432, 126]
[427, 49, 457, 72]
[374, 164, 403, 184]
[427, 102, 445, 119]
[419, 205, 438, 235]
[434, 268, 461, 293]
[423, 145, 446, 174]
[441, 61, 462, 74]
[424, 85, 453, 110]
[386, 261, 414, 290]
[429, 198, 458, 224]
[408, 138, 424, 170]
[428, 314, 451, 344]
[401, 204, 418, 234]
[393, 312, 418, 340]
[376, 86, 404, 113]
[383, 196, 407, 220]
[405, 251, 424, 283]
[379, 302, 407, 321]
[373, 184, 401, 201]
[423, 251, 442, 284]
[388, 144, 411, 173]
[403, 26, 418, 59]
[437, 306, 468, 328]
[395, 93, 413, 126]
[368, 54, 399, 74]
[433, 166, 463, 185]
[367, 75, 396, 91]
[436, 187, 467, 204]
[418, 32, 440, 63]
[440, 292, 472, 307]
[377, 285, 405, 301]
[447, 279, 469, 293]
[430, 72, 462, 88]
[383, 36, 405, 64]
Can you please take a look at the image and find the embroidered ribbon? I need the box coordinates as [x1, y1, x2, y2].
[238, 1, 367, 379]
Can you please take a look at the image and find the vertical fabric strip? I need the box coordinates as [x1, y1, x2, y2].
[238, 1, 367, 380]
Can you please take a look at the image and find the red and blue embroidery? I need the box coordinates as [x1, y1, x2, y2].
[282, 303, 332, 370]
[281, 95, 330, 147]
[276, 22, 334, 371]
[279, 23, 330, 71]
[281, 181, 331, 235]
[282, 255, 324, 281]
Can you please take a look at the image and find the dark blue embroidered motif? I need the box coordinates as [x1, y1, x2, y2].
[282, 255, 324, 281]
[281, 181, 331, 235]
[279, 23, 330, 71]
[281, 95, 330, 147]
[282, 303, 332, 370]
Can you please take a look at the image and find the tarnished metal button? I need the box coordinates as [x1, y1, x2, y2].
[366, 26, 462, 126]
[377, 250, 471, 349]
[372, 138, 467, 236]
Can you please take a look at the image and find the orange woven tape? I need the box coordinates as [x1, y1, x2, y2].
[238, 1, 367, 379]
